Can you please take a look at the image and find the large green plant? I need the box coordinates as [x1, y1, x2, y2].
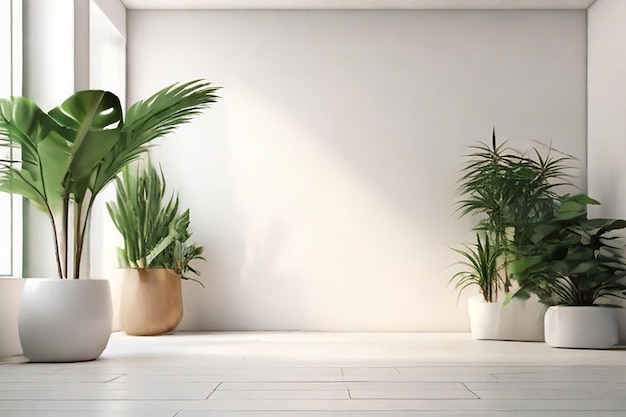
[0, 80, 219, 278]
[510, 194, 626, 306]
[450, 233, 506, 303]
[106, 161, 205, 285]
[456, 130, 573, 291]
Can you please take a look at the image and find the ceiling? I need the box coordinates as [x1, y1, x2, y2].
[121, 0, 597, 10]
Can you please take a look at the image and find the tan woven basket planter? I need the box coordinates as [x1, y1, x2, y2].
[120, 268, 183, 336]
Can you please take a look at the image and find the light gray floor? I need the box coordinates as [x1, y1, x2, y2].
[1, 332, 625, 416]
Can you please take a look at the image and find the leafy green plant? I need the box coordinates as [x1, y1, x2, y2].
[456, 129, 573, 291]
[509, 194, 626, 306]
[450, 233, 506, 303]
[0, 80, 219, 278]
[106, 161, 205, 286]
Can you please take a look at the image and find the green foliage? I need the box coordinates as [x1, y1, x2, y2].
[509, 194, 626, 306]
[106, 161, 205, 286]
[450, 233, 506, 303]
[456, 129, 573, 291]
[0, 80, 219, 278]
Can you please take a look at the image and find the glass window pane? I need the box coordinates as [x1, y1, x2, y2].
[0, 0, 11, 97]
[0, 0, 18, 276]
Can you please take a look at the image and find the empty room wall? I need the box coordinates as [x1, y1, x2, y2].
[587, 0, 626, 219]
[126, 10, 587, 331]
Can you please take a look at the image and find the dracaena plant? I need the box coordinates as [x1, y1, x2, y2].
[0, 80, 219, 279]
[106, 161, 205, 286]
[450, 233, 506, 303]
[456, 129, 573, 292]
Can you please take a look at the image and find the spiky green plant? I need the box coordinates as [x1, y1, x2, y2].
[106, 161, 205, 286]
[456, 129, 574, 291]
[0, 80, 218, 278]
[450, 233, 506, 303]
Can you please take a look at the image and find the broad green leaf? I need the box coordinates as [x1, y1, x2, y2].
[0, 97, 70, 213]
[48, 90, 122, 203]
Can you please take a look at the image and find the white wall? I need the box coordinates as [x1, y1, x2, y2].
[587, 0, 626, 219]
[92, 0, 126, 38]
[127, 10, 587, 331]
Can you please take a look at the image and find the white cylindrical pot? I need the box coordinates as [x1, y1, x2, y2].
[0, 278, 26, 357]
[544, 305, 619, 349]
[467, 296, 501, 340]
[19, 278, 112, 362]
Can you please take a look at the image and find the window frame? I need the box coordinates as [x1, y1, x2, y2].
[0, 0, 23, 277]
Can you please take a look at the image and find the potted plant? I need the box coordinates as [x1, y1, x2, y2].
[450, 233, 505, 339]
[454, 129, 573, 341]
[510, 194, 626, 349]
[0, 80, 219, 361]
[107, 161, 205, 336]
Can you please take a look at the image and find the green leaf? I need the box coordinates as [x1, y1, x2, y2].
[0, 96, 70, 213]
[48, 90, 123, 203]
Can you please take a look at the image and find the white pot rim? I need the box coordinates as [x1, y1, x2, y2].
[21, 277, 109, 281]
[549, 304, 623, 309]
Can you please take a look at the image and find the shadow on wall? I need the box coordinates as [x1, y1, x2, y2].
[159, 90, 463, 331]
[143, 10, 586, 331]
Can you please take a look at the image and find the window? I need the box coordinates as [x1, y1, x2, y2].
[0, 0, 22, 277]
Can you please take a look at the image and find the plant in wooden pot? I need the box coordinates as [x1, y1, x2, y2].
[0, 80, 219, 361]
[509, 194, 626, 349]
[107, 161, 205, 336]
[450, 233, 506, 339]
[455, 130, 573, 341]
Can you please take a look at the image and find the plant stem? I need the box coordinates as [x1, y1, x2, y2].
[75, 195, 97, 279]
[45, 204, 64, 279]
[73, 201, 82, 279]
[61, 197, 69, 279]
[34, 145, 64, 278]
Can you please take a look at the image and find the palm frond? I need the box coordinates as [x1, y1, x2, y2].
[92, 80, 220, 197]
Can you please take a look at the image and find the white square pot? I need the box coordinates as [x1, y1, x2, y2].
[467, 295, 545, 341]
[617, 308, 626, 346]
[498, 296, 546, 342]
[467, 296, 501, 340]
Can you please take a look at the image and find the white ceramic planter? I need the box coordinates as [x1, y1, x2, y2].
[616, 307, 626, 346]
[498, 296, 546, 342]
[19, 278, 113, 362]
[0, 278, 25, 357]
[467, 295, 545, 341]
[544, 305, 619, 349]
[467, 296, 501, 340]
